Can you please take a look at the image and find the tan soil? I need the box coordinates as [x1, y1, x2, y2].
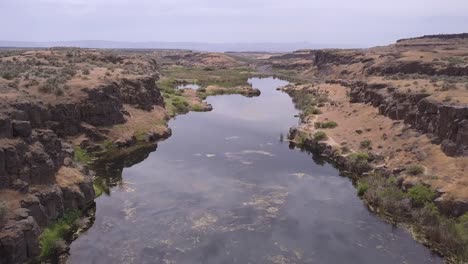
[286, 83, 468, 200]
[107, 105, 169, 141]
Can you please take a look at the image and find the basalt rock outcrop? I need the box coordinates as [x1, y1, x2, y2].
[338, 80, 468, 156]
[367, 61, 468, 77]
[0, 75, 165, 263]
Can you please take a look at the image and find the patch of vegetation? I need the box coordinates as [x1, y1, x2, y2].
[313, 131, 327, 141]
[357, 171, 468, 261]
[348, 152, 371, 174]
[406, 164, 425, 175]
[357, 181, 369, 196]
[292, 130, 309, 147]
[93, 182, 104, 198]
[74, 147, 92, 164]
[171, 97, 190, 113]
[407, 185, 437, 207]
[196, 87, 248, 100]
[39, 210, 81, 259]
[314, 121, 338, 129]
[159, 79, 192, 116]
[445, 56, 465, 66]
[303, 106, 322, 116]
[190, 104, 206, 112]
[359, 139, 372, 149]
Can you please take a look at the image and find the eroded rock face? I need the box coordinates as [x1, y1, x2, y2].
[345, 81, 468, 156]
[0, 216, 41, 264]
[367, 61, 468, 76]
[120, 77, 165, 111]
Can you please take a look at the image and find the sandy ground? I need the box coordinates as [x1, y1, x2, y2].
[287, 83, 468, 201]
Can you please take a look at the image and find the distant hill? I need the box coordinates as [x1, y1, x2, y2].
[397, 33, 468, 42]
[0, 40, 357, 52]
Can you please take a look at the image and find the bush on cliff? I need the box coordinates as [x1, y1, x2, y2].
[39, 210, 82, 259]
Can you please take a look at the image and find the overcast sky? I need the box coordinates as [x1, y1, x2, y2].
[1, 0, 467, 47]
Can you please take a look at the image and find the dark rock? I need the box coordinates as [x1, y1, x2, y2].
[120, 77, 164, 110]
[0, 115, 13, 139]
[0, 216, 41, 264]
[12, 121, 32, 138]
[435, 197, 468, 217]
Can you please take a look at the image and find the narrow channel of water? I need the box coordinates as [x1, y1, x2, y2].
[69, 77, 442, 264]
[176, 83, 200, 90]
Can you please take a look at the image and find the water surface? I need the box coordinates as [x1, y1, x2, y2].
[69, 77, 441, 264]
[176, 83, 200, 90]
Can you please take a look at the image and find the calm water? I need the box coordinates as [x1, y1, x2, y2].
[69, 77, 442, 264]
[176, 83, 200, 90]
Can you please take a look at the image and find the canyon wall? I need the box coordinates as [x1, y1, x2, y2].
[0, 76, 164, 263]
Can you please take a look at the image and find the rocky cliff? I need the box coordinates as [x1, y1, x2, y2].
[337, 81, 468, 156]
[0, 75, 164, 263]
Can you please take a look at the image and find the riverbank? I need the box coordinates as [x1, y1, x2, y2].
[284, 82, 468, 262]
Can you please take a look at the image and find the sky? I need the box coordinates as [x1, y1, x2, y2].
[1, 0, 468, 47]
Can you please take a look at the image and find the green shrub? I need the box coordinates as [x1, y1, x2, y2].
[304, 107, 322, 116]
[191, 104, 205, 112]
[357, 181, 369, 196]
[39, 210, 81, 259]
[172, 97, 189, 113]
[406, 164, 424, 175]
[455, 213, 468, 241]
[348, 152, 371, 173]
[93, 182, 104, 198]
[74, 147, 92, 164]
[313, 131, 327, 141]
[292, 131, 309, 147]
[407, 185, 436, 207]
[348, 152, 369, 162]
[314, 121, 338, 129]
[360, 140, 372, 149]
